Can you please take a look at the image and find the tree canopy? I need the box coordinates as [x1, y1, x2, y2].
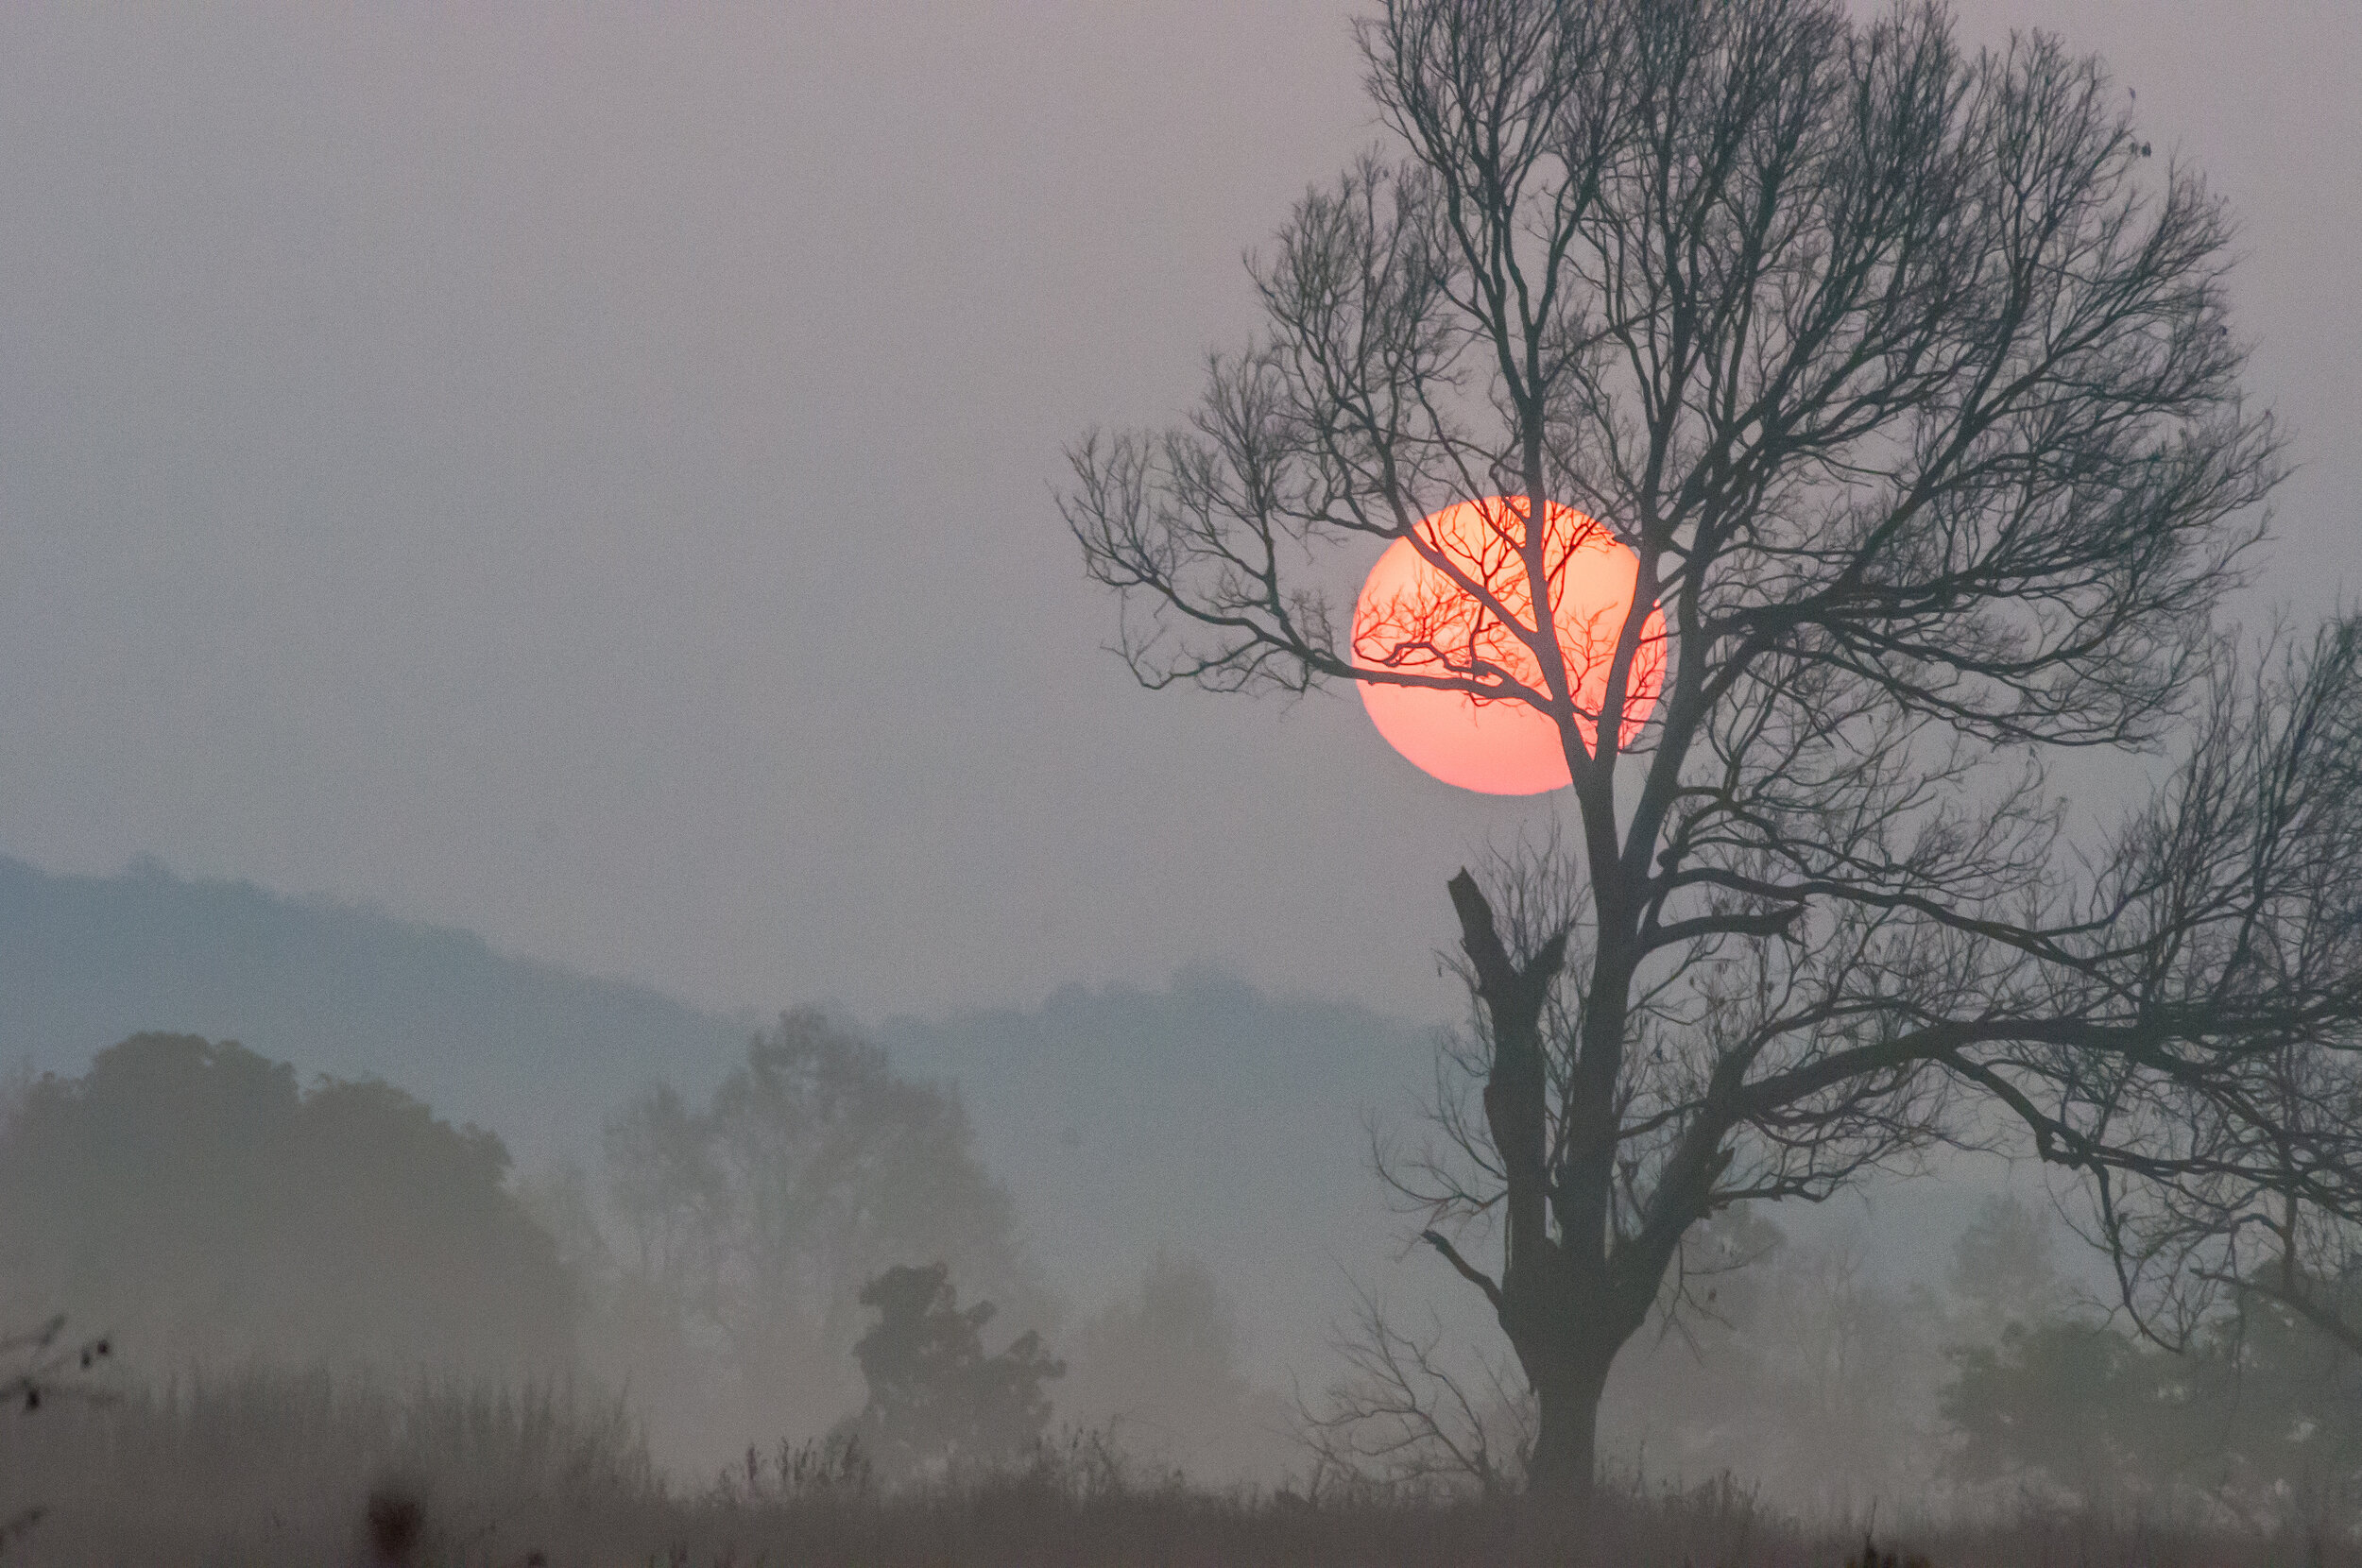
[0, 1032, 572, 1376]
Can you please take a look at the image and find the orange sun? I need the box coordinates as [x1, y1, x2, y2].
[1351, 497, 1668, 794]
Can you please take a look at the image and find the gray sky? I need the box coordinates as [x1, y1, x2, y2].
[0, 1, 2353, 1027]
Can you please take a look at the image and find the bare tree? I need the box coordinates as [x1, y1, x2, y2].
[0, 1317, 110, 1416]
[1064, 0, 2362, 1512]
[1297, 1277, 1535, 1500]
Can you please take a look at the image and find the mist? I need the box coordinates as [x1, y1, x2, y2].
[1, 1, 2358, 1563]
[0, 858, 2336, 1541]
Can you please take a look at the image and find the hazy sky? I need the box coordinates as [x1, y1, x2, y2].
[0, 2, 2353, 1027]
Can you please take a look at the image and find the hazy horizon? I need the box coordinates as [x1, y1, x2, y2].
[0, 1, 2353, 1029]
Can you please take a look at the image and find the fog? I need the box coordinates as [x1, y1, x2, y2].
[0, 1, 2358, 1559]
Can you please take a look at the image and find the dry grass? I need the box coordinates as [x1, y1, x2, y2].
[0, 1372, 2352, 1567]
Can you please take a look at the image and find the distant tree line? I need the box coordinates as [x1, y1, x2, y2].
[0, 1014, 1277, 1488]
[31, 1019, 2354, 1518]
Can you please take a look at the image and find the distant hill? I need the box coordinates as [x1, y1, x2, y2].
[0, 855, 1457, 1381]
[0, 855, 749, 1164]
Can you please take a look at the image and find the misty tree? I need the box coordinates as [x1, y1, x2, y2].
[1060, 1249, 1295, 1484]
[1943, 1281, 2362, 1525]
[1946, 1194, 2064, 1339]
[0, 1033, 572, 1375]
[835, 1262, 1063, 1483]
[603, 1009, 1048, 1429]
[1065, 0, 2362, 1512]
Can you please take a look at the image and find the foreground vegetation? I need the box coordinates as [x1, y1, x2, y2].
[0, 1372, 2353, 1568]
[12, 1032, 2362, 1559]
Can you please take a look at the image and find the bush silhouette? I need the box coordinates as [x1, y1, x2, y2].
[835, 1262, 1061, 1482]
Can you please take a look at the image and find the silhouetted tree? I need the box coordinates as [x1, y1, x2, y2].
[836, 1262, 1063, 1482]
[1067, 0, 2362, 1515]
[0, 1033, 571, 1375]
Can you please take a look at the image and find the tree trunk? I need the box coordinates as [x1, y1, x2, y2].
[1446, 870, 1665, 1525]
[1523, 1362, 1609, 1508]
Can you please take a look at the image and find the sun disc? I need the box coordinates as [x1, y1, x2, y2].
[1350, 498, 1667, 794]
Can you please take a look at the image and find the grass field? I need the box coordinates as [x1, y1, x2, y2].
[0, 1372, 2348, 1568]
